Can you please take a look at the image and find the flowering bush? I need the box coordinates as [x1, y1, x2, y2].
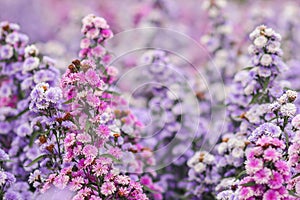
[1, 1, 300, 199]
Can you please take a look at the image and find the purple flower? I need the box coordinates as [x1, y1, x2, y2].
[0, 149, 9, 160]
[0, 121, 11, 134]
[16, 123, 32, 137]
[23, 57, 40, 72]
[249, 123, 281, 142]
[0, 44, 13, 59]
[3, 191, 22, 200]
[44, 87, 62, 103]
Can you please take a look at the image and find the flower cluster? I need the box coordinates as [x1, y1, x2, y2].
[79, 14, 113, 65]
[35, 15, 162, 199]
[186, 151, 220, 199]
[2, 4, 300, 199]
[0, 21, 60, 199]
[238, 136, 291, 200]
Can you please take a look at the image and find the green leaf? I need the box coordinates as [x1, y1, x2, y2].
[7, 108, 29, 122]
[105, 90, 120, 96]
[99, 153, 121, 164]
[288, 190, 300, 198]
[292, 173, 300, 179]
[242, 66, 254, 71]
[250, 93, 261, 104]
[25, 154, 47, 167]
[63, 98, 74, 104]
[143, 185, 158, 193]
[29, 131, 41, 147]
[85, 121, 91, 132]
[263, 77, 270, 91]
[241, 181, 256, 187]
[236, 170, 247, 179]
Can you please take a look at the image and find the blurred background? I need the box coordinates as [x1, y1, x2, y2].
[0, 0, 299, 70]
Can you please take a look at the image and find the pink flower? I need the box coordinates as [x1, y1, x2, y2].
[253, 168, 271, 184]
[53, 174, 69, 189]
[101, 181, 116, 196]
[245, 158, 263, 174]
[91, 45, 105, 57]
[108, 147, 122, 159]
[97, 125, 110, 139]
[93, 17, 108, 29]
[86, 28, 100, 39]
[115, 175, 130, 185]
[76, 133, 91, 143]
[118, 187, 130, 197]
[263, 189, 278, 200]
[263, 147, 280, 161]
[246, 147, 263, 159]
[140, 175, 153, 186]
[90, 195, 102, 200]
[106, 66, 118, 77]
[275, 160, 290, 176]
[85, 68, 101, 87]
[101, 29, 113, 38]
[80, 38, 90, 49]
[69, 176, 84, 191]
[82, 144, 98, 158]
[92, 159, 110, 176]
[239, 187, 254, 200]
[269, 172, 284, 189]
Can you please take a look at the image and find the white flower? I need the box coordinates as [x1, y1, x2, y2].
[203, 153, 215, 164]
[217, 143, 228, 155]
[267, 41, 280, 53]
[232, 148, 244, 158]
[286, 90, 297, 102]
[248, 44, 258, 55]
[244, 83, 255, 95]
[249, 29, 260, 40]
[260, 54, 273, 66]
[292, 115, 300, 129]
[194, 162, 206, 173]
[228, 138, 245, 149]
[264, 28, 275, 37]
[0, 171, 7, 186]
[25, 45, 39, 57]
[28, 170, 41, 184]
[277, 94, 288, 104]
[280, 103, 297, 117]
[254, 36, 268, 48]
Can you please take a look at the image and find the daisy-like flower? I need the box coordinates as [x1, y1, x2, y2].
[101, 181, 116, 196]
[280, 103, 297, 117]
[0, 44, 13, 59]
[23, 57, 40, 72]
[238, 136, 291, 200]
[254, 35, 268, 48]
[260, 54, 273, 66]
[0, 171, 7, 186]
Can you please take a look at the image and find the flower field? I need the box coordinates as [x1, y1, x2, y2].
[1, 0, 300, 199]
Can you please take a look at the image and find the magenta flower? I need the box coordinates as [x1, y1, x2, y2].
[101, 181, 116, 196]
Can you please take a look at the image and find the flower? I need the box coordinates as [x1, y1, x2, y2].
[280, 103, 297, 117]
[82, 144, 98, 158]
[101, 181, 116, 196]
[254, 35, 268, 48]
[23, 57, 40, 72]
[260, 54, 273, 66]
[286, 90, 297, 102]
[292, 115, 300, 129]
[0, 44, 13, 59]
[249, 123, 281, 142]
